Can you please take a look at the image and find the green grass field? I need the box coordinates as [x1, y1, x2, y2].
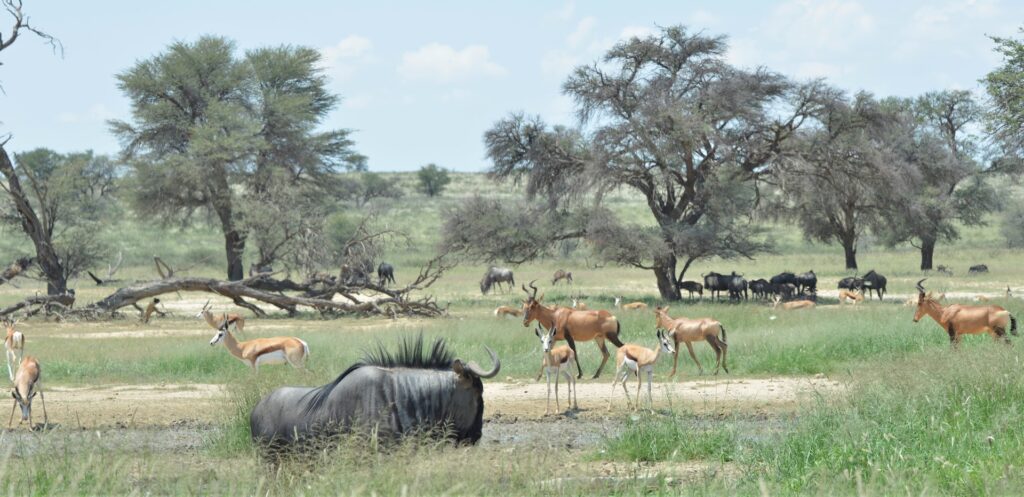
[0, 172, 1023, 495]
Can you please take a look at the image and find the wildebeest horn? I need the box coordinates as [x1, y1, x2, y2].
[463, 346, 500, 378]
[915, 278, 927, 293]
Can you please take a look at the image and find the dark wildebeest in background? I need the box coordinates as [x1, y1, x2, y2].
[861, 270, 887, 300]
[480, 267, 515, 295]
[703, 272, 730, 301]
[727, 272, 748, 301]
[775, 283, 798, 300]
[936, 265, 953, 276]
[837, 277, 864, 292]
[749, 279, 771, 299]
[795, 270, 817, 294]
[677, 280, 703, 299]
[552, 269, 573, 286]
[969, 264, 989, 274]
[377, 262, 396, 286]
[250, 336, 500, 451]
[770, 272, 797, 290]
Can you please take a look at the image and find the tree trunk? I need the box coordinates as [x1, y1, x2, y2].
[653, 254, 681, 301]
[842, 241, 858, 270]
[919, 235, 936, 271]
[225, 230, 245, 281]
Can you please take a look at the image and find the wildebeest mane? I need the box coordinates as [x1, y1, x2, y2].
[302, 335, 454, 415]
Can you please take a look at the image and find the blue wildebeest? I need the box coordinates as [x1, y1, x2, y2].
[480, 266, 515, 295]
[770, 272, 797, 289]
[703, 272, 730, 301]
[861, 270, 887, 300]
[552, 269, 574, 286]
[677, 280, 703, 299]
[377, 262, 396, 286]
[727, 272, 748, 301]
[250, 336, 500, 450]
[795, 270, 817, 294]
[969, 264, 989, 274]
[837, 276, 864, 292]
[749, 279, 771, 300]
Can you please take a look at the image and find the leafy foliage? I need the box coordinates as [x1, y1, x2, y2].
[417, 163, 451, 197]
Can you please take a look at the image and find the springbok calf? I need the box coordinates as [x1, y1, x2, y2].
[493, 305, 522, 318]
[838, 289, 864, 305]
[614, 297, 647, 311]
[209, 316, 309, 371]
[3, 319, 24, 382]
[913, 279, 1018, 346]
[570, 297, 588, 310]
[535, 325, 577, 414]
[654, 306, 728, 376]
[9, 356, 45, 428]
[522, 281, 624, 379]
[197, 300, 245, 333]
[608, 329, 675, 412]
[773, 296, 815, 310]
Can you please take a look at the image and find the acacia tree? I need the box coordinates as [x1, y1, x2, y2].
[443, 26, 819, 300]
[775, 90, 908, 270]
[111, 37, 363, 280]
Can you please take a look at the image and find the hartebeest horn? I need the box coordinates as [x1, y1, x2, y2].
[915, 278, 927, 294]
[528, 280, 538, 300]
[463, 346, 500, 378]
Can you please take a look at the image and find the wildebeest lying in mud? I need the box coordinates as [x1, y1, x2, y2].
[250, 336, 500, 455]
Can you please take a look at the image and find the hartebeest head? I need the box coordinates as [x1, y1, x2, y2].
[521, 280, 545, 327]
[913, 278, 930, 323]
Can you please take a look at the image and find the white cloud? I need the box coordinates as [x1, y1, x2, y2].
[541, 50, 578, 77]
[896, 0, 1000, 57]
[689, 9, 717, 27]
[567, 17, 597, 48]
[619, 25, 655, 41]
[398, 43, 507, 83]
[547, 1, 575, 22]
[319, 35, 373, 81]
[57, 103, 114, 124]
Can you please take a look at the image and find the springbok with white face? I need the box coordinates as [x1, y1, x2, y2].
[535, 324, 577, 415]
[570, 297, 588, 310]
[3, 319, 24, 382]
[9, 356, 45, 428]
[196, 300, 245, 333]
[209, 316, 309, 371]
[608, 329, 675, 412]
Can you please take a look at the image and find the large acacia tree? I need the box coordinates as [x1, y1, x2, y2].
[111, 37, 363, 280]
[443, 26, 820, 300]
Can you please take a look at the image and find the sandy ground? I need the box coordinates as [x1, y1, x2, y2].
[2, 376, 840, 432]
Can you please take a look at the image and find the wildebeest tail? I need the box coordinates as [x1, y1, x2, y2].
[1011, 315, 1019, 337]
[719, 324, 727, 345]
[608, 320, 625, 348]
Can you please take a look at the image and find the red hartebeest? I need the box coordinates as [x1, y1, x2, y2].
[653, 306, 728, 376]
[521, 281, 624, 379]
[913, 279, 1018, 346]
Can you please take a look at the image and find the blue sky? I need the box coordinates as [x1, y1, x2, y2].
[1, 0, 1021, 172]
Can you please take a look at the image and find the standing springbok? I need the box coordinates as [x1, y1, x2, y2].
[838, 289, 864, 305]
[535, 324, 577, 414]
[521, 281, 624, 379]
[773, 296, 816, 310]
[653, 306, 728, 376]
[608, 329, 675, 412]
[209, 315, 309, 371]
[9, 356, 45, 428]
[197, 300, 245, 333]
[614, 297, 647, 310]
[913, 279, 1018, 346]
[3, 319, 24, 382]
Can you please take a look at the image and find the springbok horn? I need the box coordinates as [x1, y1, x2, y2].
[203, 299, 211, 311]
[463, 346, 500, 378]
[915, 278, 927, 294]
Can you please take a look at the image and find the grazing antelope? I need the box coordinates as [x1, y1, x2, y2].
[535, 324, 577, 414]
[608, 329, 675, 412]
[653, 306, 728, 376]
[209, 315, 309, 371]
[913, 279, 1018, 346]
[773, 296, 815, 310]
[614, 297, 647, 311]
[9, 356, 45, 429]
[522, 281, 624, 379]
[4, 319, 24, 382]
[552, 269, 573, 286]
[197, 300, 245, 333]
[838, 289, 864, 305]
[493, 305, 522, 318]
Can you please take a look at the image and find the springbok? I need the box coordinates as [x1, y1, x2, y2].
[209, 315, 309, 371]
[838, 289, 864, 305]
[773, 296, 815, 310]
[3, 319, 24, 382]
[608, 329, 675, 412]
[197, 300, 245, 333]
[570, 296, 588, 310]
[614, 297, 647, 311]
[913, 279, 1018, 346]
[653, 306, 728, 376]
[522, 281, 624, 379]
[493, 305, 522, 318]
[9, 356, 45, 428]
[535, 324, 577, 414]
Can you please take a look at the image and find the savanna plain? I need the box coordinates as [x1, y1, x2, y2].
[1, 174, 1023, 496]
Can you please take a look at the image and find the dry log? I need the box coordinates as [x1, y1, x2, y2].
[0, 292, 75, 317]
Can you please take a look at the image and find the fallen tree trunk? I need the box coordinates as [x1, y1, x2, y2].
[0, 293, 75, 317]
